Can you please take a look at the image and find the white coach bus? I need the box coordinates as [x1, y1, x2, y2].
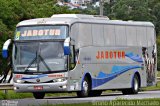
[2, 14, 157, 99]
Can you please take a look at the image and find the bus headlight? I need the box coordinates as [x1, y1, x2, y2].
[15, 79, 25, 83]
[53, 78, 67, 82]
[57, 78, 63, 82]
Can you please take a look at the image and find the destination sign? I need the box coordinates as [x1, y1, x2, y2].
[15, 26, 68, 40]
[21, 29, 60, 36]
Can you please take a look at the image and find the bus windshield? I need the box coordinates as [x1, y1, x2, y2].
[15, 25, 68, 40]
[13, 41, 67, 73]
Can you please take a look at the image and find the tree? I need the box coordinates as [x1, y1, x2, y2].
[152, 3, 160, 34]
[0, 20, 10, 75]
[110, 0, 155, 21]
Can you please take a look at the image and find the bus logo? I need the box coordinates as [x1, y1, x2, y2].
[36, 79, 40, 82]
[96, 51, 125, 59]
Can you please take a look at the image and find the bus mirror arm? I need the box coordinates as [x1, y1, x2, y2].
[2, 39, 12, 59]
[70, 39, 75, 45]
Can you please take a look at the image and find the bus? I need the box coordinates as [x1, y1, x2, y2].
[2, 14, 157, 99]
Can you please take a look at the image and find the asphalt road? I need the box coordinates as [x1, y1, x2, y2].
[1, 91, 160, 106]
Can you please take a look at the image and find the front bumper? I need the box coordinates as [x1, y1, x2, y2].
[14, 81, 68, 92]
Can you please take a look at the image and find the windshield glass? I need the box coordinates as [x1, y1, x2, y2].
[15, 25, 68, 40]
[13, 41, 67, 73]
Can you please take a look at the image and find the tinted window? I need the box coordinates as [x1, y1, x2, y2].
[78, 23, 92, 47]
[92, 24, 104, 46]
[126, 26, 137, 46]
[147, 27, 155, 46]
[115, 25, 127, 46]
[136, 27, 147, 46]
[104, 25, 116, 46]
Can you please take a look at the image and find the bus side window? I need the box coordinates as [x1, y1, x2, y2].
[92, 24, 104, 46]
[104, 25, 116, 46]
[115, 25, 127, 46]
[126, 26, 137, 46]
[147, 27, 154, 47]
[136, 26, 147, 47]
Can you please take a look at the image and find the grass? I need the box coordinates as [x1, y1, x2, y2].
[34, 98, 160, 106]
[141, 81, 160, 91]
[40, 103, 92, 106]
[157, 71, 160, 77]
[0, 90, 76, 100]
[0, 90, 33, 99]
[45, 92, 76, 97]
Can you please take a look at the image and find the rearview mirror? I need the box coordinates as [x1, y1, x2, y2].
[2, 39, 12, 58]
[64, 37, 71, 55]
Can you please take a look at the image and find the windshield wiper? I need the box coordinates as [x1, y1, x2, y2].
[39, 55, 52, 72]
[24, 51, 37, 72]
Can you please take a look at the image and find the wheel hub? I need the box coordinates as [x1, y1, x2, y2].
[83, 81, 88, 93]
[134, 78, 138, 91]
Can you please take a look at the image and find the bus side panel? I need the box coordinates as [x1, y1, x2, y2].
[69, 23, 156, 91]
[68, 46, 148, 91]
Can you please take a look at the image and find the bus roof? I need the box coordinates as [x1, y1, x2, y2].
[17, 14, 154, 28]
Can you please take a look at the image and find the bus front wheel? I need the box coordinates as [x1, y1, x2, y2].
[122, 74, 139, 95]
[77, 77, 91, 97]
[33, 92, 45, 99]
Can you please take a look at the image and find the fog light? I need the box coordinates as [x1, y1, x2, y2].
[62, 85, 67, 89]
[59, 85, 67, 89]
[16, 79, 24, 83]
[14, 87, 17, 90]
[14, 87, 19, 90]
[56, 78, 67, 82]
[57, 78, 63, 82]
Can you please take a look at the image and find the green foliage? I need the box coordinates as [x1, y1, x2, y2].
[0, 90, 33, 99]
[157, 35, 160, 70]
[103, 2, 112, 16]
[38, 99, 160, 106]
[111, 0, 154, 21]
[18, 0, 57, 19]
[152, 3, 160, 34]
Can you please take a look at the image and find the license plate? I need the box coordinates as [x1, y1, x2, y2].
[34, 86, 43, 90]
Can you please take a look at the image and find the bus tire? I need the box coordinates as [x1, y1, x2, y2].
[77, 77, 90, 97]
[130, 74, 139, 94]
[122, 74, 139, 95]
[33, 92, 45, 99]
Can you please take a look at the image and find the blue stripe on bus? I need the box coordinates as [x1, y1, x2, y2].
[125, 52, 143, 63]
[21, 74, 48, 80]
[92, 65, 142, 88]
